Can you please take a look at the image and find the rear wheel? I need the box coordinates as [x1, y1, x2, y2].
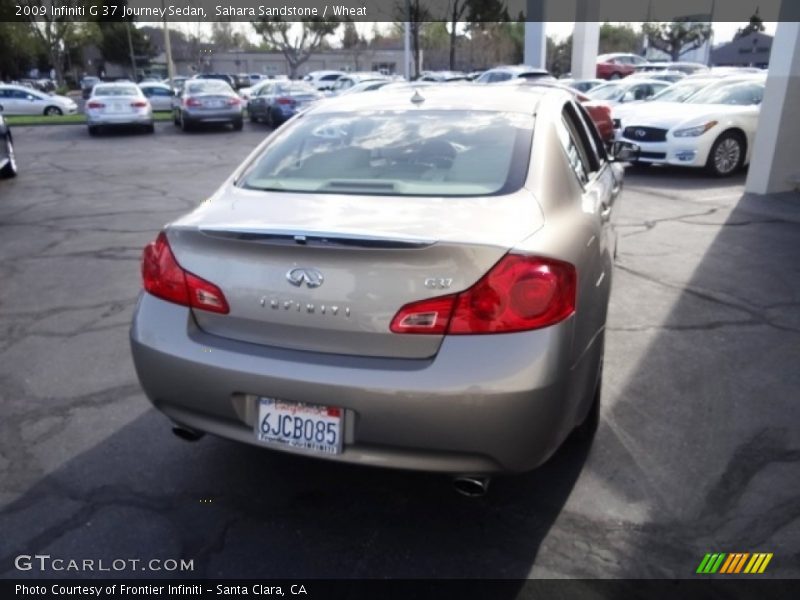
[232, 118, 243, 131]
[44, 106, 62, 116]
[572, 370, 602, 443]
[180, 113, 193, 132]
[87, 125, 99, 137]
[706, 131, 744, 177]
[173, 110, 180, 126]
[1, 134, 18, 178]
[144, 123, 155, 134]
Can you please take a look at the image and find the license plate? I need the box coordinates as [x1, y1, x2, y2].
[255, 398, 342, 455]
[207, 100, 223, 108]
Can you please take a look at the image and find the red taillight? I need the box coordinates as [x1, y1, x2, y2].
[227, 97, 241, 106]
[390, 255, 576, 335]
[86, 101, 105, 109]
[141, 232, 229, 314]
[276, 97, 294, 105]
[131, 100, 148, 108]
[184, 97, 202, 107]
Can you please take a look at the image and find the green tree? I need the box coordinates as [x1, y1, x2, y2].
[599, 22, 642, 54]
[16, 1, 97, 83]
[546, 35, 572, 77]
[251, 18, 339, 79]
[642, 21, 712, 62]
[211, 22, 252, 52]
[0, 20, 42, 81]
[393, 1, 431, 79]
[735, 11, 766, 39]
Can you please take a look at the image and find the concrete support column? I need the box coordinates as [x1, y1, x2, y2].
[745, 20, 800, 194]
[524, 22, 547, 68]
[571, 22, 600, 80]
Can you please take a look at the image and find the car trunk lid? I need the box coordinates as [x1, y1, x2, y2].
[167, 186, 542, 359]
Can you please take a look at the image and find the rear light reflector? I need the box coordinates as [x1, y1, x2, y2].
[86, 101, 105, 109]
[131, 100, 148, 108]
[276, 97, 295, 105]
[141, 232, 229, 314]
[390, 255, 576, 335]
[227, 97, 242, 106]
[184, 97, 202, 107]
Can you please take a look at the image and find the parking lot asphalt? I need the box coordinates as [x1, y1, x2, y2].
[1, 123, 798, 581]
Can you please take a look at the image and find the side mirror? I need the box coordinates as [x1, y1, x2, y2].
[610, 141, 641, 162]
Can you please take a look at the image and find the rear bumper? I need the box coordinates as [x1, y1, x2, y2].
[130, 294, 585, 474]
[87, 113, 153, 126]
[183, 108, 242, 123]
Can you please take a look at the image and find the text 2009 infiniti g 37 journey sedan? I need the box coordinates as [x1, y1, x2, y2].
[130, 86, 629, 478]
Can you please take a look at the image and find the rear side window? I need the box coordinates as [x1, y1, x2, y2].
[555, 105, 595, 186]
[240, 110, 534, 197]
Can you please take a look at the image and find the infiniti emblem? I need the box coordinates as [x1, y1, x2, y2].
[635, 129, 646, 138]
[286, 267, 324, 288]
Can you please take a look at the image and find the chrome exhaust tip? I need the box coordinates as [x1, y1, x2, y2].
[171, 425, 205, 442]
[453, 476, 491, 498]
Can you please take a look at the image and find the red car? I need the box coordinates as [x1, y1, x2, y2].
[596, 53, 649, 80]
[505, 80, 614, 144]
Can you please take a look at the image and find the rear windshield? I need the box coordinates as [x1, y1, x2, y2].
[186, 81, 232, 95]
[240, 110, 534, 197]
[587, 83, 625, 101]
[94, 85, 139, 96]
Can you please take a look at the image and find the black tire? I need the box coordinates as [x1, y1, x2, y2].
[266, 107, 274, 128]
[572, 373, 601, 443]
[87, 125, 99, 137]
[1, 134, 18, 178]
[173, 110, 180, 126]
[180, 113, 193, 132]
[706, 131, 745, 177]
[44, 106, 63, 116]
[145, 124, 155, 134]
[232, 118, 243, 131]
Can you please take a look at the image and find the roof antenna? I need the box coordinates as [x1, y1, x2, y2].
[410, 89, 425, 105]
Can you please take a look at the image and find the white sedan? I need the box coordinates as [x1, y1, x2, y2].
[0, 84, 78, 116]
[139, 83, 175, 112]
[613, 80, 765, 177]
[586, 79, 671, 105]
[85, 83, 154, 135]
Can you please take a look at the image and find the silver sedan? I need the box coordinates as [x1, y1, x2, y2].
[130, 86, 633, 491]
[86, 83, 154, 135]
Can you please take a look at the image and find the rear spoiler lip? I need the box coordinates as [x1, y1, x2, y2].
[193, 227, 437, 250]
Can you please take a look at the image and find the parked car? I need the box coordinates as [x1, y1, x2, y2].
[475, 65, 553, 83]
[633, 62, 709, 76]
[86, 83, 154, 135]
[81, 76, 101, 99]
[248, 81, 323, 126]
[586, 79, 671, 105]
[596, 53, 649, 79]
[627, 70, 686, 83]
[418, 71, 470, 82]
[330, 72, 390, 94]
[173, 79, 243, 132]
[193, 73, 236, 88]
[560, 78, 605, 93]
[303, 70, 346, 91]
[614, 79, 765, 176]
[130, 85, 635, 491]
[139, 83, 175, 111]
[0, 84, 77, 116]
[337, 79, 394, 95]
[502, 79, 615, 143]
[0, 112, 17, 178]
[163, 76, 189, 93]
